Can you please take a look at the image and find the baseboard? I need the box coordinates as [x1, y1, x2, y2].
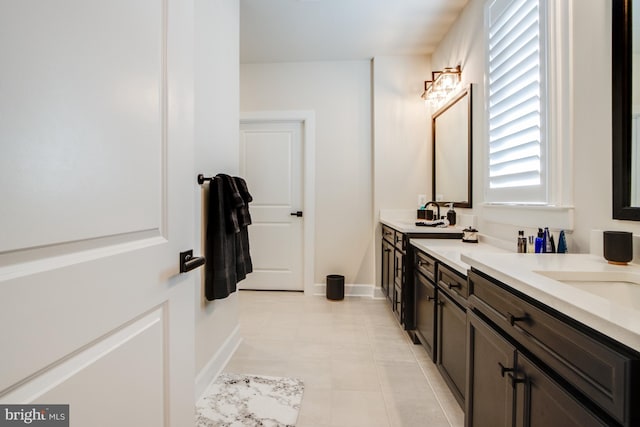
[313, 283, 379, 298]
[372, 286, 386, 299]
[195, 324, 242, 400]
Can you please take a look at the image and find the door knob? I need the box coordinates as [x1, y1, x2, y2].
[290, 211, 303, 217]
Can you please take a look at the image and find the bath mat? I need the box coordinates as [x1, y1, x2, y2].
[196, 373, 304, 427]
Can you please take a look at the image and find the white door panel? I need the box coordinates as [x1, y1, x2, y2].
[0, 0, 163, 252]
[0, 1, 195, 426]
[244, 133, 293, 205]
[250, 224, 293, 269]
[239, 122, 303, 291]
[16, 308, 165, 422]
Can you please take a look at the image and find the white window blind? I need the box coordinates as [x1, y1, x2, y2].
[486, 0, 547, 204]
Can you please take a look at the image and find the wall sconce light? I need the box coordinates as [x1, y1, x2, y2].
[421, 65, 461, 109]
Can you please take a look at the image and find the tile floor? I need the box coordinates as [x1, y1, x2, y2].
[224, 290, 464, 427]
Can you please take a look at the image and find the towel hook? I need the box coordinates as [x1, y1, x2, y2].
[197, 174, 213, 185]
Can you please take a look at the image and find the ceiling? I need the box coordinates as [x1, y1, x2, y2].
[239, 0, 469, 63]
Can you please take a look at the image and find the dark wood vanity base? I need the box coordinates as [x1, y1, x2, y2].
[413, 247, 468, 408]
[467, 268, 640, 427]
[380, 223, 461, 337]
[408, 242, 640, 426]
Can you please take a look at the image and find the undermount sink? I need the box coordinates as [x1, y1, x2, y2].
[534, 270, 640, 310]
[535, 270, 640, 285]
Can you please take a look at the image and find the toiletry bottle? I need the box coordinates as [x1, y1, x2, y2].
[528, 236, 535, 253]
[543, 227, 553, 253]
[446, 203, 457, 226]
[535, 228, 544, 253]
[517, 230, 527, 253]
[557, 230, 568, 253]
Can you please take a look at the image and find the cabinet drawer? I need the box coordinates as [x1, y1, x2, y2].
[415, 250, 436, 282]
[382, 225, 395, 243]
[438, 263, 468, 300]
[469, 269, 635, 426]
[394, 231, 407, 251]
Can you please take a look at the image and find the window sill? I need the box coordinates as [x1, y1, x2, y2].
[481, 203, 574, 231]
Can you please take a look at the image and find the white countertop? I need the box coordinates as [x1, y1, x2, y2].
[461, 252, 640, 352]
[380, 218, 463, 235]
[411, 239, 510, 274]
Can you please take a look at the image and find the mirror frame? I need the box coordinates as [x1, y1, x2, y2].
[612, 0, 638, 219]
[432, 85, 472, 208]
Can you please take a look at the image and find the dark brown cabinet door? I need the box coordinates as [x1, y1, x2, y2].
[393, 250, 404, 321]
[381, 239, 394, 300]
[466, 312, 516, 427]
[437, 291, 466, 406]
[415, 272, 437, 361]
[394, 250, 404, 287]
[393, 283, 402, 322]
[516, 354, 607, 427]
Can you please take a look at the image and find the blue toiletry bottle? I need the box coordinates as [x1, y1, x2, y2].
[535, 228, 544, 253]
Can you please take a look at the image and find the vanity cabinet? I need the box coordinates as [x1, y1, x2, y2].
[381, 236, 394, 299]
[465, 311, 517, 427]
[414, 251, 438, 360]
[467, 312, 606, 427]
[413, 248, 468, 407]
[393, 249, 404, 323]
[437, 291, 466, 404]
[436, 290, 467, 406]
[381, 224, 402, 319]
[467, 268, 640, 427]
[381, 224, 461, 332]
[436, 263, 468, 407]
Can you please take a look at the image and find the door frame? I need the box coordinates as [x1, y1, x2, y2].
[240, 111, 316, 296]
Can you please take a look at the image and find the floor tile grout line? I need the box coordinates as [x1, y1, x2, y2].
[368, 306, 401, 427]
[405, 337, 457, 427]
[363, 294, 459, 427]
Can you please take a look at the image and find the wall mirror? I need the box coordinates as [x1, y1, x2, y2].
[432, 85, 472, 208]
[612, 0, 640, 219]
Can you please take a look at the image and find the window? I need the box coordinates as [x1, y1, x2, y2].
[486, 0, 547, 204]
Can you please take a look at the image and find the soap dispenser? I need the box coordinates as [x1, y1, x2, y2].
[446, 203, 456, 226]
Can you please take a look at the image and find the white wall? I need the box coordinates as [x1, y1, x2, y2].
[431, 0, 640, 253]
[194, 0, 241, 393]
[373, 56, 432, 212]
[240, 61, 374, 286]
[372, 55, 431, 285]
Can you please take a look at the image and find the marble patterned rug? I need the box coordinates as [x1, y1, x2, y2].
[196, 373, 304, 427]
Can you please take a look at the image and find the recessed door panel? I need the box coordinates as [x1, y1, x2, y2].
[0, 0, 165, 253]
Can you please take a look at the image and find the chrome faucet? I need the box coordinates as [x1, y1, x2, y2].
[424, 201, 440, 220]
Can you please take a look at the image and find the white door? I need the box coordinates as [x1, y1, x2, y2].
[0, 2, 196, 426]
[239, 121, 304, 291]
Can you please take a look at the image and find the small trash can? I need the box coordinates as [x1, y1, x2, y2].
[326, 274, 344, 300]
